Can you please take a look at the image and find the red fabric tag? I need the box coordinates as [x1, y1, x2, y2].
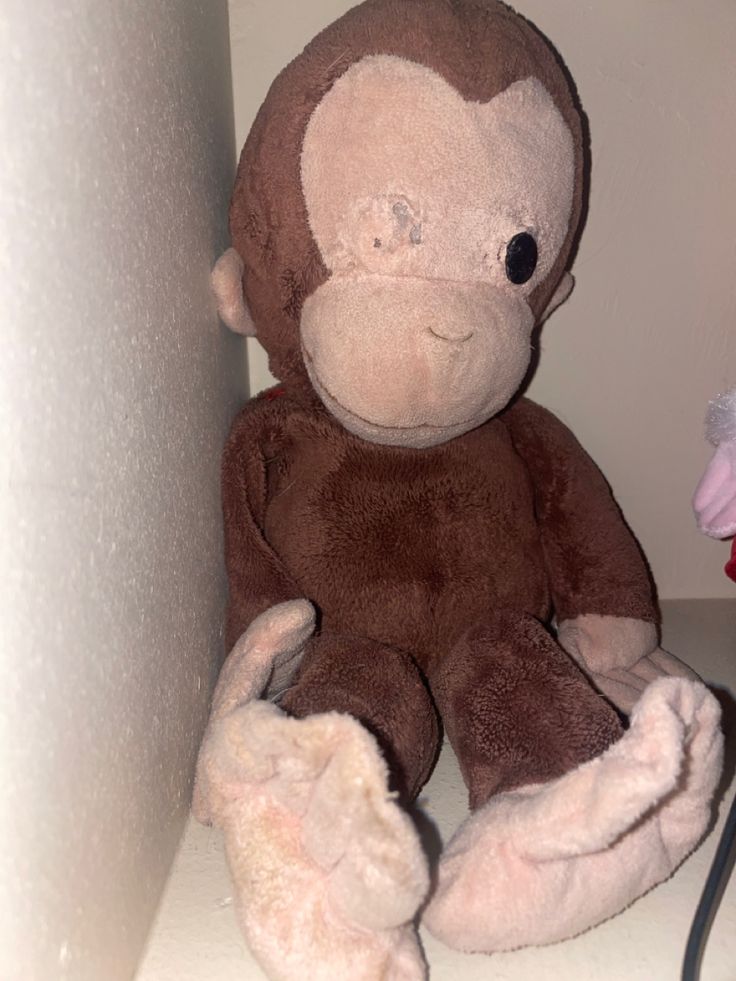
[259, 386, 286, 401]
[725, 539, 736, 583]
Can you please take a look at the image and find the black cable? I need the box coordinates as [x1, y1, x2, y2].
[682, 790, 736, 981]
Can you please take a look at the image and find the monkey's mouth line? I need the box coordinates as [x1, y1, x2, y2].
[303, 348, 482, 433]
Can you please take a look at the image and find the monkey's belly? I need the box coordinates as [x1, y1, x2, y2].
[264, 426, 549, 662]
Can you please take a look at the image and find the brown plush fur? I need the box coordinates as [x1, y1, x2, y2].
[281, 632, 440, 802]
[222, 388, 655, 805]
[221, 0, 656, 808]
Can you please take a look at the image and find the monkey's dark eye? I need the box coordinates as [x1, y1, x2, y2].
[505, 232, 538, 285]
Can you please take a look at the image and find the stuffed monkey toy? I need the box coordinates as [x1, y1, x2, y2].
[194, 2, 724, 978]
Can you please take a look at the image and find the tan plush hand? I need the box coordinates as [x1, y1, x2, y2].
[210, 599, 316, 723]
[192, 599, 315, 824]
[557, 614, 699, 715]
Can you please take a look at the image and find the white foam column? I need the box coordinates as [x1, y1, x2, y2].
[0, 2, 243, 977]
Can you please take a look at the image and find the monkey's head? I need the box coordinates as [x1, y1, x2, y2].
[215, 0, 585, 448]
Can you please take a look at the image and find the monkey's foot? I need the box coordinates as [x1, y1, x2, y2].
[199, 699, 428, 980]
[423, 678, 722, 952]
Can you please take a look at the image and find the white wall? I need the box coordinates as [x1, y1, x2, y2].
[0, 2, 243, 978]
[229, 0, 736, 599]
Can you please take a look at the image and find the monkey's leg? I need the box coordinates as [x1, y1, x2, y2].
[280, 630, 440, 802]
[194, 602, 434, 981]
[423, 614, 723, 952]
[428, 613, 623, 809]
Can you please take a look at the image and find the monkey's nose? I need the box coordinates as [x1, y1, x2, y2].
[428, 323, 474, 343]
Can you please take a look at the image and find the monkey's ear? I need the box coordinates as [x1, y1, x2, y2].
[211, 248, 256, 336]
[541, 271, 574, 322]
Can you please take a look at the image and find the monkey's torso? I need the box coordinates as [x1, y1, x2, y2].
[221, 389, 656, 800]
[260, 396, 549, 666]
[224, 390, 656, 664]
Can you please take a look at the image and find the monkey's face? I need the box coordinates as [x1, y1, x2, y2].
[299, 56, 575, 448]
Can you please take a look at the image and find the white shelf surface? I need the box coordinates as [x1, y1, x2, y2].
[138, 599, 736, 980]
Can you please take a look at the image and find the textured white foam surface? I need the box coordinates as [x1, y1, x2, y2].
[0, 2, 243, 978]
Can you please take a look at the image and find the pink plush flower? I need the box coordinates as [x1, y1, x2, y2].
[693, 389, 736, 541]
[694, 388, 736, 582]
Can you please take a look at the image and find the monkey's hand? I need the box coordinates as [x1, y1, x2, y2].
[193, 599, 315, 823]
[557, 614, 699, 715]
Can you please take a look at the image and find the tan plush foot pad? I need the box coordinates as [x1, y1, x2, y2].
[424, 677, 723, 952]
[194, 603, 428, 980]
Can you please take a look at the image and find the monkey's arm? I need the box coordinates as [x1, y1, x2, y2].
[502, 397, 656, 622]
[502, 398, 697, 711]
[221, 398, 304, 653]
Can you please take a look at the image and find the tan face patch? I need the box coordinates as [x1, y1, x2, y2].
[300, 55, 575, 447]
